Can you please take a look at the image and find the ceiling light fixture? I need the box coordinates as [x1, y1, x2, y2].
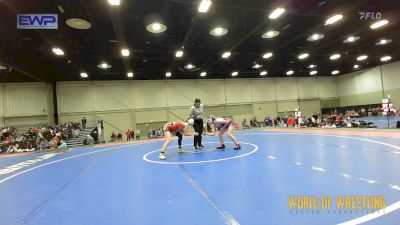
[380, 56, 392, 62]
[286, 70, 294, 76]
[263, 52, 273, 59]
[357, 55, 368, 61]
[298, 53, 309, 60]
[57, 5, 65, 14]
[252, 64, 262, 69]
[260, 71, 268, 76]
[127, 72, 134, 78]
[200, 72, 207, 77]
[231, 71, 238, 76]
[307, 33, 324, 41]
[375, 39, 392, 46]
[330, 53, 341, 60]
[80, 72, 88, 78]
[185, 64, 196, 70]
[175, 50, 184, 58]
[222, 51, 231, 58]
[146, 22, 167, 33]
[353, 64, 360, 69]
[331, 70, 339, 75]
[269, 7, 285, 19]
[108, 0, 120, 6]
[370, 19, 388, 29]
[325, 14, 343, 25]
[97, 62, 112, 69]
[310, 70, 318, 75]
[0, 65, 7, 70]
[210, 27, 228, 36]
[121, 49, 130, 57]
[166, 72, 172, 77]
[52, 48, 64, 56]
[343, 36, 360, 43]
[262, 30, 279, 39]
[198, 0, 212, 13]
[307, 64, 317, 69]
[66, 18, 92, 30]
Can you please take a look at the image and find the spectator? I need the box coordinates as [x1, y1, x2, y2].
[111, 131, 117, 142]
[97, 122, 103, 143]
[131, 129, 135, 139]
[99, 121, 104, 143]
[126, 129, 131, 141]
[117, 132, 123, 141]
[81, 117, 87, 129]
[242, 119, 251, 129]
[287, 115, 294, 127]
[135, 130, 141, 140]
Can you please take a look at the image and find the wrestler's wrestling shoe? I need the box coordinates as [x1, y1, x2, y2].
[159, 153, 166, 160]
[177, 147, 186, 153]
[234, 144, 241, 150]
[216, 144, 226, 149]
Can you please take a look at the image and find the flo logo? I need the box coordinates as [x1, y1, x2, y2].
[359, 12, 382, 20]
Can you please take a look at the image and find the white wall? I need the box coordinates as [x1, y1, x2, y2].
[3, 61, 400, 140]
[57, 78, 336, 113]
[0, 83, 53, 128]
[56, 77, 336, 140]
[336, 61, 400, 107]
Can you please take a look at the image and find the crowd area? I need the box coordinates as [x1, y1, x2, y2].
[0, 122, 81, 154]
[111, 128, 164, 141]
[109, 129, 145, 142]
[2, 104, 398, 154]
[243, 106, 399, 129]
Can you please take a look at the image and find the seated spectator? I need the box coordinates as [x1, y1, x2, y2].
[86, 134, 94, 145]
[59, 141, 68, 149]
[117, 132, 123, 140]
[37, 138, 49, 151]
[73, 129, 80, 140]
[242, 119, 251, 129]
[111, 131, 117, 142]
[155, 129, 163, 138]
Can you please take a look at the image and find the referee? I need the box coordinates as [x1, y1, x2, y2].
[189, 98, 204, 149]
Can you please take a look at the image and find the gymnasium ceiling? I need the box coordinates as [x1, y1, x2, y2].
[0, 0, 399, 82]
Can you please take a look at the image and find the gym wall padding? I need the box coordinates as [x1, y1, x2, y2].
[2, 61, 400, 140]
[251, 79, 276, 102]
[225, 80, 252, 103]
[0, 83, 54, 129]
[253, 103, 278, 119]
[275, 79, 298, 100]
[382, 61, 400, 108]
[336, 61, 400, 107]
[297, 78, 319, 99]
[300, 100, 321, 117]
[277, 101, 298, 113]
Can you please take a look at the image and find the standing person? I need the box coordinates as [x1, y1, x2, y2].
[135, 130, 141, 140]
[287, 115, 294, 127]
[131, 129, 135, 141]
[204, 116, 241, 150]
[81, 117, 87, 129]
[126, 129, 131, 141]
[189, 98, 204, 150]
[99, 120, 104, 143]
[159, 119, 197, 160]
[97, 122, 102, 143]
